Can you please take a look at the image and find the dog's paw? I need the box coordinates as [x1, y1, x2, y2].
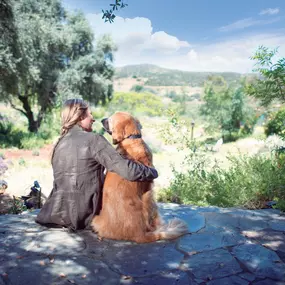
[97, 235, 103, 242]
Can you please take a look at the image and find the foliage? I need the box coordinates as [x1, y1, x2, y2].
[200, 79, 257, 142]
[0, 114, 13, 135]
[0, 111, 60, 149]
[159, 109, 197, 150]
[9, 196, 27, 214]
[265, 107, 285, 138]
[18, 157, 26, 166]
[107, 92, 165, 116]
[102, 0, 128, 23]
[165, 88, 196, 115]
[130, 84, 157, 94]
[165, 90, 193, 103]
[275, 200, 285, 212]
[130, 85, 144, 93]
[247, 46, 285, 106]
[265, 134, 285, 153]
[158, 153, 285, 210]
[0, 0, 116, 132]
[158, 113, 285, 211]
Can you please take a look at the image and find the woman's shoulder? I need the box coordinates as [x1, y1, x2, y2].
[82, 132, 109, 144]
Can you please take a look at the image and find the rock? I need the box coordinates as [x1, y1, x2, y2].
[182, 249, 242, 280]
[207, 275, 249, 285]
[179, 230, 246, 253]
[0, 193, 13, 214]
[232, 243, 285, 281]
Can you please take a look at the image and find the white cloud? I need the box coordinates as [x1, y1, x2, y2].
[86, 14, 190, 54]
[168, 33, 285, 73]
[86, 13, 285, 73]
[148, 31, 190, 52]
[219, 18, 259, 32]
[219, 17, 280, 32]
[187, 49, 198, 61]
[260, 8, 280, 16]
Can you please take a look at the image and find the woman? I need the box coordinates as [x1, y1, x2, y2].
[36, 99, 158, 230]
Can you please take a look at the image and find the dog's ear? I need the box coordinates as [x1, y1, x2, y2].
[124, 118, 141, 138]
[135, 119, 142, 130]
[112, 121, 125, 145]
[112, 116, 141, 144]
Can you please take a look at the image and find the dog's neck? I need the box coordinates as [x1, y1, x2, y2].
[126, 134, 142, 140]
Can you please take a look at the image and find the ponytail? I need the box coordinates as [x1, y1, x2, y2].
[51, 99, 89, 162]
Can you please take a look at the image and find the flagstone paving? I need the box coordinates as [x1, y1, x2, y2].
[0, 203, 285, 285]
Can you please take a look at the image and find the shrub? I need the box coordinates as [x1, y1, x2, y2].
[18, 157, 26, 166]
[265, 108, 285, 138]
[9, 196, 27, 214]
[158, 111, 285, 211]
[20, 135, 49, 149]
[107, 92, 165, 117]
[0, 115, 13, 135]
[157, 153, 285, 210]
[0, 111, 60, 149]
[201, 84, 257, 142]
[275, 200, 285, 212]
[131, 85, 144, 93]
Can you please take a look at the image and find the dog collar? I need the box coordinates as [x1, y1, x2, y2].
[126, 134, 142, 139]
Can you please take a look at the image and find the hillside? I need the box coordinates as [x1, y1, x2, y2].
[115, 64, 249, 87]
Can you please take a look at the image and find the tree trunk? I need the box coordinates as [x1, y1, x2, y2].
[28, 119, 39, 133]
[18, 94, 39, 133]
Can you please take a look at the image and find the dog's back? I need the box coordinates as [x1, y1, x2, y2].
[91, 112, 188, 243]
[92, 137, 155, 241]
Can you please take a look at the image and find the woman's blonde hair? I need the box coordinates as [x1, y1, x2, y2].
[51, 98, 89, 161]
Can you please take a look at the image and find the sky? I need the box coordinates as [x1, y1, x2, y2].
[63, 0, 285, 73]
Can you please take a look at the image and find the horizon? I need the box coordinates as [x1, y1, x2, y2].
[114, 63, 255, 75]
[63, 0, 285, 73]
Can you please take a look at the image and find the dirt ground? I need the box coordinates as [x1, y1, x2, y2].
[1, 144, 54, 198]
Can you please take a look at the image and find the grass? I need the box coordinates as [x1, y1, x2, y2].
[157, 152, 285, 211]
[2, 102, 284, 212]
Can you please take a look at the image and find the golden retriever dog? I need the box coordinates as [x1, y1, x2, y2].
[91, 112, 188, 243]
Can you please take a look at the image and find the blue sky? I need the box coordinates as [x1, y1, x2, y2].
[63, 0, 285, 73]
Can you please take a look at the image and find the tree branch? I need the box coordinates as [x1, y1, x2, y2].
[102, 0, 128, 23]
[7, 97, 27, 117]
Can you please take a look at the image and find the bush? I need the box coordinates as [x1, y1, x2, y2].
[0, 112, 60, 149]
[0, 115, 13, 135]
[131, 85, 144, 93]
[201, 84, 258, 142]
[107, 92, 165, 117]
[158, 153, 285, 210]
[265, 108, 285, 138]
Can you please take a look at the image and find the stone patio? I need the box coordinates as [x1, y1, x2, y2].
[1, 203, 285, 285]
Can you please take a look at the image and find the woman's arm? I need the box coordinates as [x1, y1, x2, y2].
[92, 135, 158, 181]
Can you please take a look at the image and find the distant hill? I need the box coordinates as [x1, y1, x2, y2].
[115, 64, 250, 87]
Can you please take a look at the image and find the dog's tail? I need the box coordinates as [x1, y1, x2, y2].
[155, 218, 189, 240]
[133, 219, 188, 243]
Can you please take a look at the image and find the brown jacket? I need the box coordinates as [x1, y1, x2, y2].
[36, 125, 158, 230]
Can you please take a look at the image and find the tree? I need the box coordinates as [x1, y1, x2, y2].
[200, 77, 257, 141]
[0, 0, 22, 97]
[247, 46, 285, 106]
[0, 0, 116, 132]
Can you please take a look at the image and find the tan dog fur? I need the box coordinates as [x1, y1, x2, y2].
[91, 112, 188, 243]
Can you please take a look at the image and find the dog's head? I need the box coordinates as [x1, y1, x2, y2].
[101, 112, 142, 145]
